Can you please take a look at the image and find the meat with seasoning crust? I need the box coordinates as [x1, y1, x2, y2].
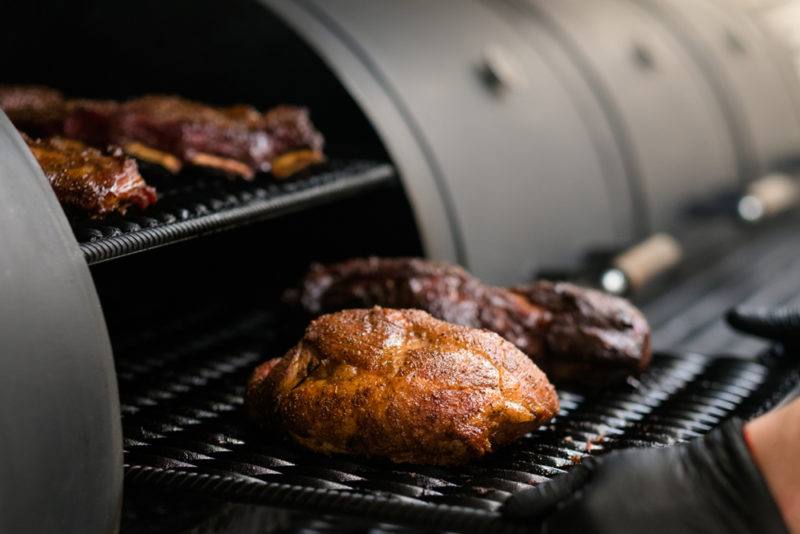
[245, 307, 559, 464]
[511, 280, 651, 384]
[288, 257, 651, 385]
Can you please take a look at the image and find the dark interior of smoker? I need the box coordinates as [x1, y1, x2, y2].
[2, 0, 423, 320]
[4, 1, 800, 533]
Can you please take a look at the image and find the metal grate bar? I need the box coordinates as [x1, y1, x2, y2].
[73, 161, 396, 265]
[117, 309, 800, 532]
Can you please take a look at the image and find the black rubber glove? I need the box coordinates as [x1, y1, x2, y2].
[727, 304, 800, 344]
[503, 418, 787, 534]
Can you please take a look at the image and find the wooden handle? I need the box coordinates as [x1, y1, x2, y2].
[612, 233, 683, 290]
[739, 173, 800, 222]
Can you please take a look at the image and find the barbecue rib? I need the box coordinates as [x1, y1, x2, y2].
[24, 135, 157, 217]
[64, 95, 325, 178]
[246, 307, 559, 465]
[288, 257, 651, 385]
[0, 85, 66, 137]
[1, 85, 326, 178]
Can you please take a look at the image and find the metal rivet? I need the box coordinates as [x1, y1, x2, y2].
[632, 43, 656, 70]
[479, 44, 527, 94]
[726, 31, 746, 55]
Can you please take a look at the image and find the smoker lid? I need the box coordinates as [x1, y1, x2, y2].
[638, 0, 800, 178]
[273, 0, 634, 285]
[260, 0, 463, 267]
[0, 112, 122, 533]
[527, 0, 741, 233]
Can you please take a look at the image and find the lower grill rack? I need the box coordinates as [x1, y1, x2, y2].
[118, 311, 800, 533]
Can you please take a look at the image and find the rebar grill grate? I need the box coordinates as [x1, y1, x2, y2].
[73, 161, 396, 265]
[118, 310, 800, 532]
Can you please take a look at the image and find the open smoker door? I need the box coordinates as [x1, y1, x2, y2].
[0, 113, 122, 534]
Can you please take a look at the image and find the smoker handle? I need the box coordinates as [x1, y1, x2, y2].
[736, 173, 800, 223]
[598, 233, 683, 295]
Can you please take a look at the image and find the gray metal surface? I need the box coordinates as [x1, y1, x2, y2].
[527, 0, 740, 232]
[0, 113, 122, 533]
[636, 0, 800, 178]
[276, 0, 629, 284]
[721, 0, 800, 130]
[260, 0, 462, 267]
[492, 0, 646, 237]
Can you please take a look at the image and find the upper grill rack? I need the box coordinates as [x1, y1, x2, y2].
[73, 160, 396, 265]
[118, 309, 800, 534]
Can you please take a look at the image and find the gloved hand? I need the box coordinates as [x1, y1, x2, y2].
[726, 304, 800, 344]
[502, 418, 787, 534]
